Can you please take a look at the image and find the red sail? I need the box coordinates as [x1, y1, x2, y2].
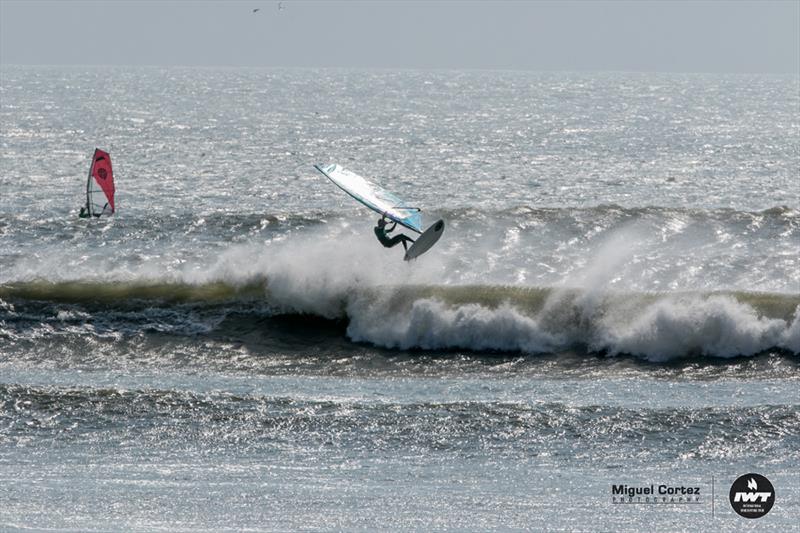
[90, 149, 115, 212]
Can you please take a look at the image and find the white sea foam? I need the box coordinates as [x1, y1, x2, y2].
[784, 306, 800, 353]
[186, 230, 448, 318]
[594, 295, 793, 360]
[345, 292, 799, 360]
[347, 297, 563, 352]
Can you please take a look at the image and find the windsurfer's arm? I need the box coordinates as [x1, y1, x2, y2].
[387, 221, 397, 232]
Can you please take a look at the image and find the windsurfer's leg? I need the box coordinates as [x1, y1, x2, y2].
[387, 234, 406, 248]
[389, 234, 414, 251]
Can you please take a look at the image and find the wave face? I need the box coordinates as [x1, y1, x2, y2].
[2, 280, 798, 362]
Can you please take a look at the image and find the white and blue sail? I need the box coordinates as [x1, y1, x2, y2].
[314, 163, 423, 233]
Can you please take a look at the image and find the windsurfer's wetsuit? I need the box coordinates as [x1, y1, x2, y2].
[374, 217, 415, 252]
[78, 206, 90, 219]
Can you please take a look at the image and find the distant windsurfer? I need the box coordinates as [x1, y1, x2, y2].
[78, 205, 90, 218]
[374, 215, 414, 252]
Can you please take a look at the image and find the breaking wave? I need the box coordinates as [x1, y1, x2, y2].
[2, 280, 798, 362]
[2, 204, 799, 362]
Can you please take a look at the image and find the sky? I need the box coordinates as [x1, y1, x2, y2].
[1, 0, 798, 73]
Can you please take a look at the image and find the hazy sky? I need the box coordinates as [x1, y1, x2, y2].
[1, 0, 798, 73]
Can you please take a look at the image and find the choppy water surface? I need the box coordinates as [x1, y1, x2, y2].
[1, 66, 799, 530]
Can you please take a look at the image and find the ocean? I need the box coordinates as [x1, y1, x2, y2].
[0, 66, 798, 531]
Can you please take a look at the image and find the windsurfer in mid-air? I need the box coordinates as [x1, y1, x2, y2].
[374, 214, 415, 252]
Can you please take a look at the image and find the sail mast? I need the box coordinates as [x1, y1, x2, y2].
[86, 148, 98, 215]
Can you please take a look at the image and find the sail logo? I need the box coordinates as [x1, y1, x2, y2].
[97, 168, 108, 180]
[729, 473, 775, 518]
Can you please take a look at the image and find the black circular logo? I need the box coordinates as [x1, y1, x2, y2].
[729, 473, 775, 518]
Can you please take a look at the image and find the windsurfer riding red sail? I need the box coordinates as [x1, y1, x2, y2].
[79, 148, 115, 218]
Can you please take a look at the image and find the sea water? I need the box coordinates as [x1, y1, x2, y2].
[1, 66, 798, 531]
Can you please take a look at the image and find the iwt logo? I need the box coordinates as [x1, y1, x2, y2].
[729, 473, 775, 518]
